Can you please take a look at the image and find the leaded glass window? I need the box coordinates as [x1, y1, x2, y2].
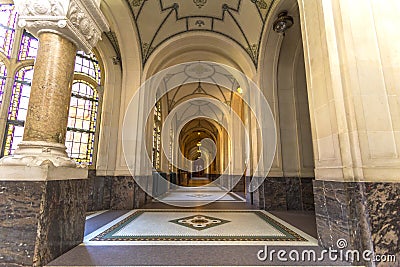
[2, 66, 33, 156]
[18, 30, 39, 60]
[153, 101, 162, 170]
[66, 81, 99, 164]
[74, 51, 101, 84]
[0, 61, 6, 105]
[0, 4, 17, 58]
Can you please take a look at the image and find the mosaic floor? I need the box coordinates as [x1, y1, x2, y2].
[155, 185, 246, 204]
[84, 210, 317, 246]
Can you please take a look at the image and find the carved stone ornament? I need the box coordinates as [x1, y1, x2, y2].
[0, 141, 81, 168]
[0, 141, 89, 181]
[14, 0, 109, 53]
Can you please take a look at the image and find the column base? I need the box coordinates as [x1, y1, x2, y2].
[0, 141, 87, 181]
[0, 179, 88, 266]
[313, 180, 400, 266]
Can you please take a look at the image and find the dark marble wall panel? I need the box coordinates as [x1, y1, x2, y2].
[300, 178, 315, 211]
[86, 171, 112, 211]
[260, 177, 315, 212]
[313, 180, 400, 267]
[364, 182, 400, 260]
[0, 181, 43, 266]
[232, 175, 245, 192]
[264, 178, 288, 210]
[245, 176, 253, 204]
[285, 178, 302, 210]
[110, 176, 135, 210]
[256, 178, 265, 209]
[0, 180, 87, 267]
[314, 181, 347, 247]
[88, 174, 149, 211]
[34, 179, 87, 266]
[134, 180, 147, 209]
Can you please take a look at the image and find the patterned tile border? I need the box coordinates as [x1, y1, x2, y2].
[90, 210, 308, 242]
[157, 191, 246, 202]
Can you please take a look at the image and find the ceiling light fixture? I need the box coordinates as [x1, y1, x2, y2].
[272, 11, 294, 35]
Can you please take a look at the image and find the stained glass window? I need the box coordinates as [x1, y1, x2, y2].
[66, 81, 99, 164]
[152, 101, 162, 170]
[18, 30, 39, 60]
[2, 66, 33, 156]
[0, 4, 102, 165]
[74, 51, 101, 84]
[0, 61, 6, 105]
[0, 4, 17, 58]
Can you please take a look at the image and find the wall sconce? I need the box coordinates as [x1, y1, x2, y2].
[272, 11, 294, 35]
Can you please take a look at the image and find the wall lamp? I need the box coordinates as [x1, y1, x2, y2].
[272, 11, 294, 35]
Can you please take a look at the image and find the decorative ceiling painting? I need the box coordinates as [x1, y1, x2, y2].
[125, 0, 275, 67]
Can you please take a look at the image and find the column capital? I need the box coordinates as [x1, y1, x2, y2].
[14, 0, 109, 53]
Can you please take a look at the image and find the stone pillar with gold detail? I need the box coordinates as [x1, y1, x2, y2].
[0, 0, 109, 266]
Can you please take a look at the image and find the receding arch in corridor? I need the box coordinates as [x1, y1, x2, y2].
[3, 0, 399, 265]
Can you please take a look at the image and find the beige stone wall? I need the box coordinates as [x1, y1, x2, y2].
[258, 0, 314, 179]
[96, 0, 400, 183]
[299, 0, 400, 182]
[276, 18, 314, 178]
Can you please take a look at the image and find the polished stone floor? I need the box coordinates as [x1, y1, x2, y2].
[83, 209, 316, 246]
[46, 195, 355, 266]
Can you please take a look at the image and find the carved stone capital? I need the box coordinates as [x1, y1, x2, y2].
[14, 0, 109, 53]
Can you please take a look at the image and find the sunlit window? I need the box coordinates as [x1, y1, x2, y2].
[18, 30, 39, 60]
[2, 66, 33, 156]
[74, 51, 101, 85]
[66, 81, 99, 164]
[0, 4, 17, 58]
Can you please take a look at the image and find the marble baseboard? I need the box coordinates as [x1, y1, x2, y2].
[257, 177, 315, 212]
[87, 170, 112, 211]
[87, 174, 149, 211]
[232, 175, 245, 192]
[134, 178, 147, 209]
[109, 176, 136, 210]
[0, 179, 87, 267]
[314, 180, 400, 266]
[109, 176, 148, 210]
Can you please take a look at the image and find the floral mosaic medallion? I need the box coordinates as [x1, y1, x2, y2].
[170, 214, 230, 231]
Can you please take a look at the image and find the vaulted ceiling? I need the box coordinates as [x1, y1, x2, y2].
[158, 62, 239, 115]
[125, 0, 276, 67]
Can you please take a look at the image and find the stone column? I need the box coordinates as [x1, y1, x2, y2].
[298, 0, 400, 265]
[0, 0, 109, 266]
[23, 33, 77, 144]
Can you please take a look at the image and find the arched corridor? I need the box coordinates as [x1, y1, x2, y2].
[0, 0, 399, 266]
